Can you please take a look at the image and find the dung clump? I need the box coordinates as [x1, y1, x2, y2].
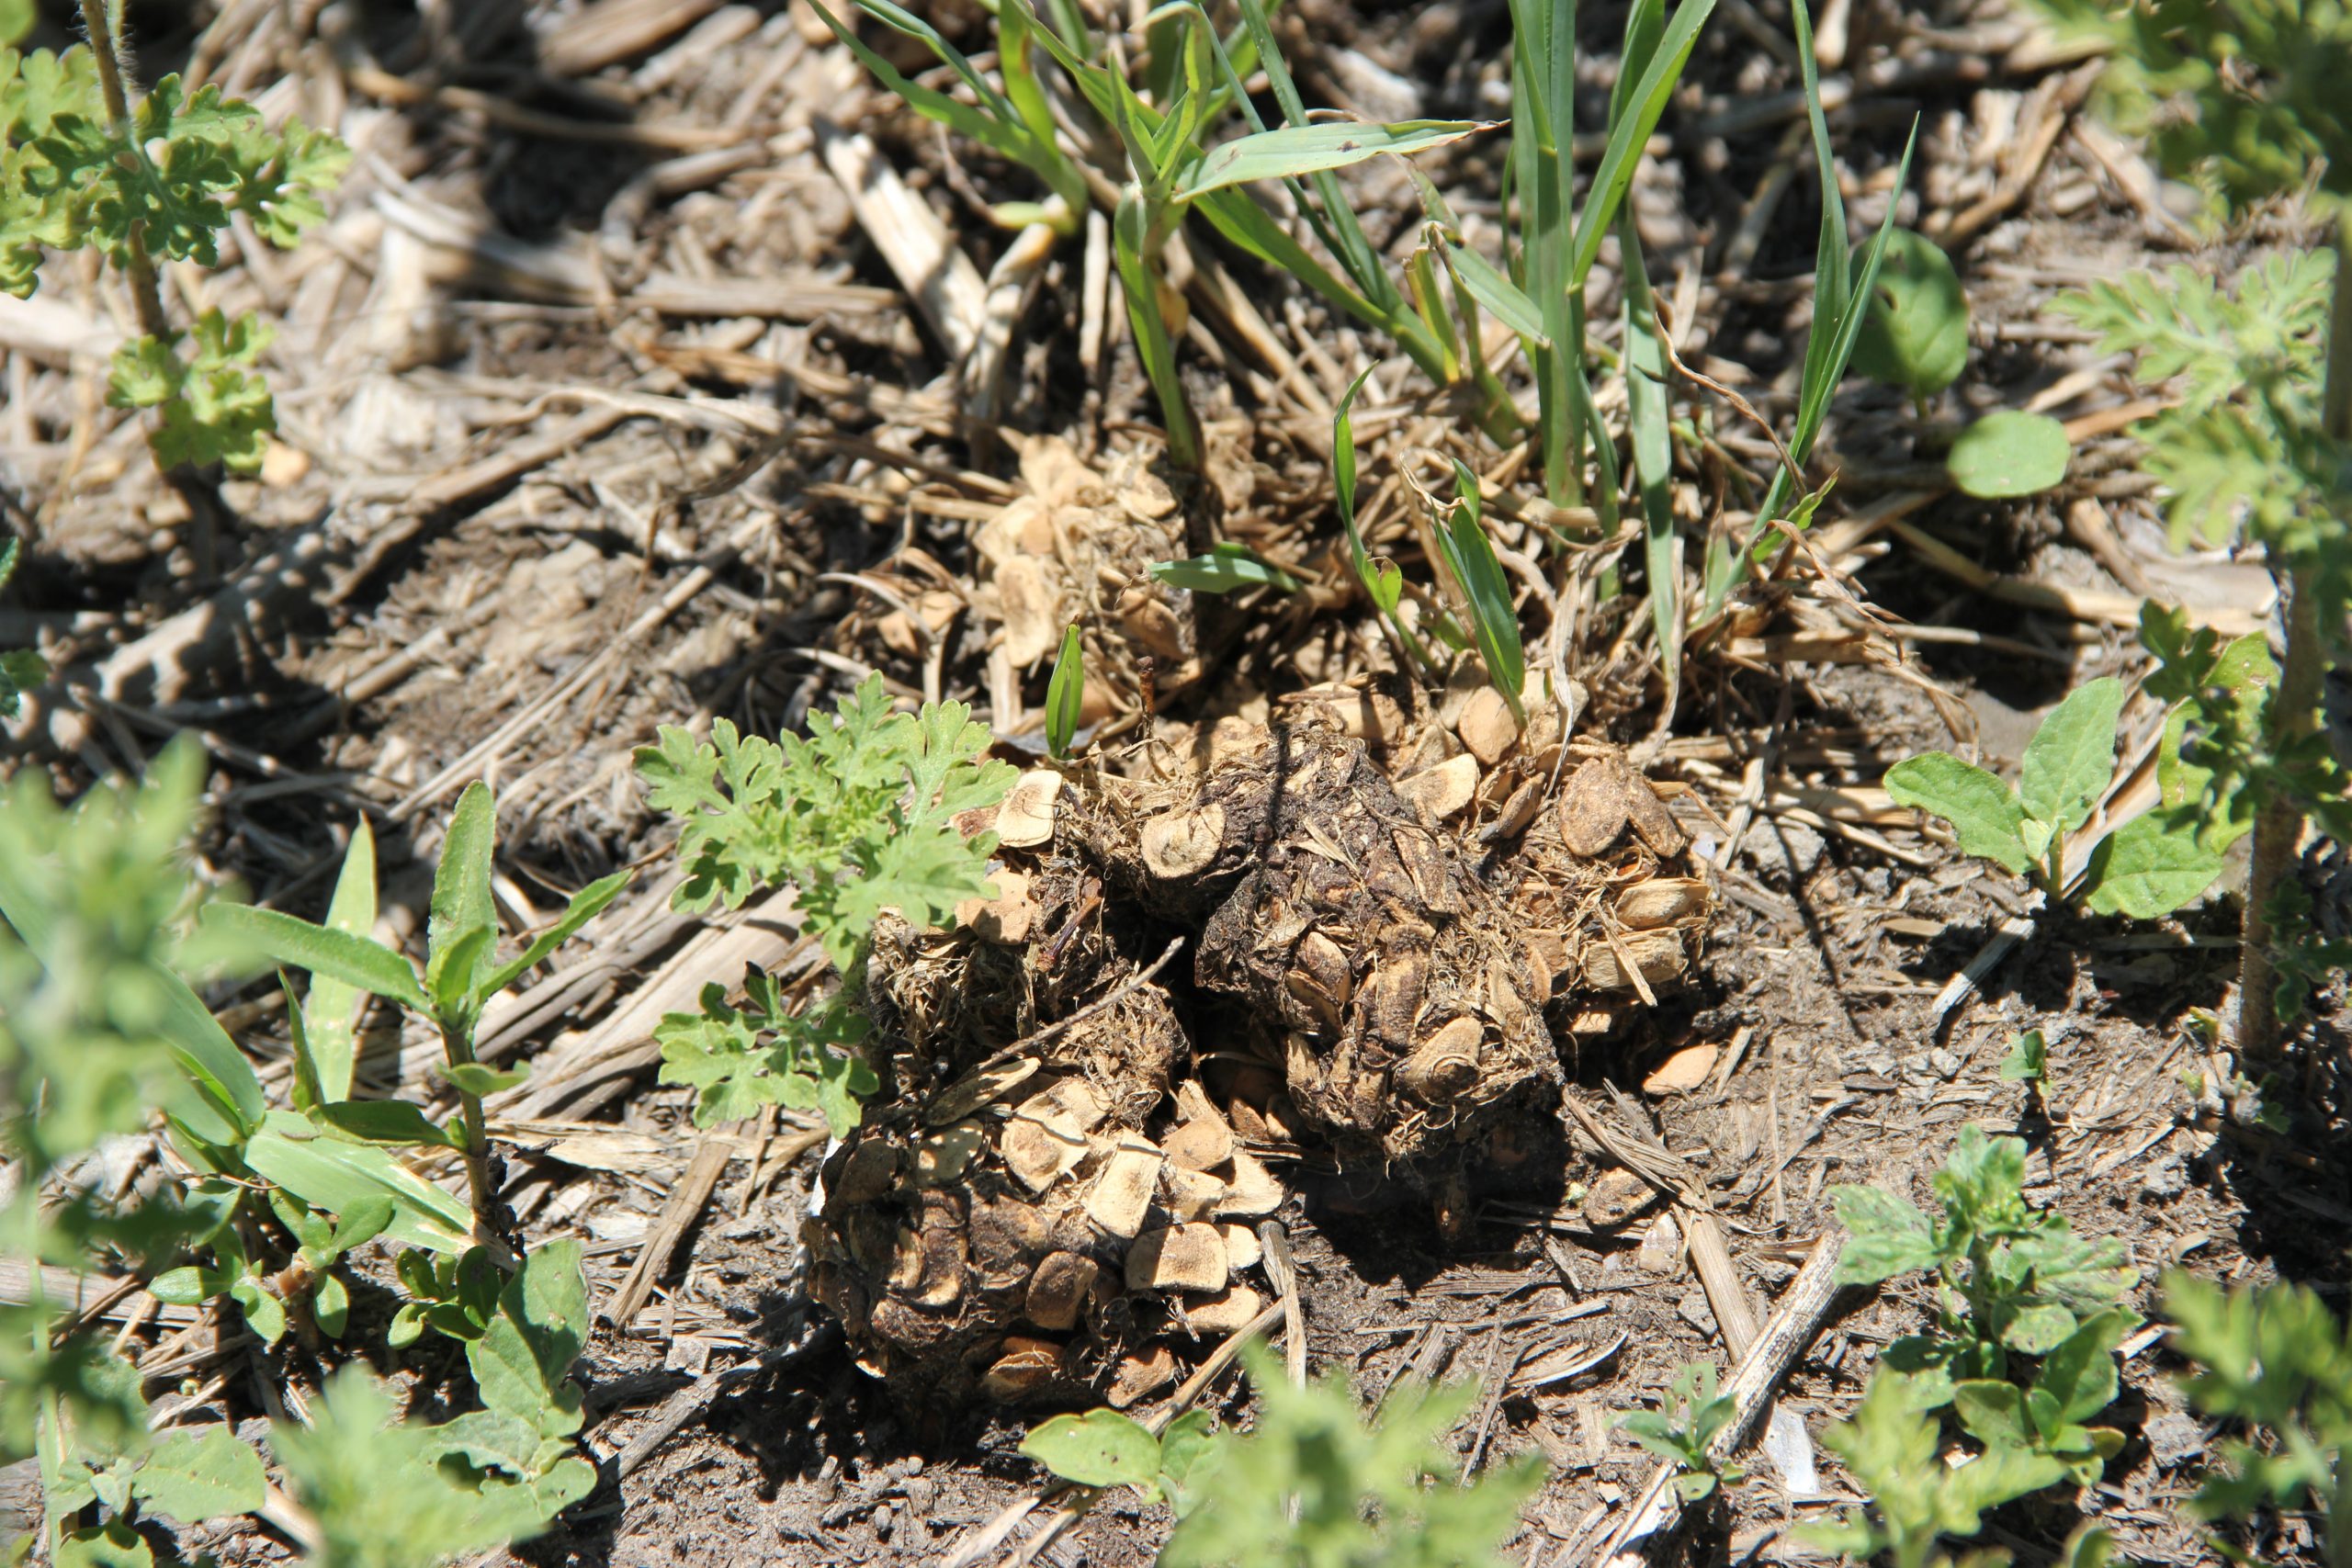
[805, 713, 1715, 1411]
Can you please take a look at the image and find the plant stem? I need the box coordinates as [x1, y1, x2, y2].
[438, 1021, 499, 1243]
[2236, 209, 2351, 1060]
[74, 0, 225, 578]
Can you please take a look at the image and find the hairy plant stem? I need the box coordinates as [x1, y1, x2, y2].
[2236, 208, 2352, 1060]
[73, 0, 225, 577]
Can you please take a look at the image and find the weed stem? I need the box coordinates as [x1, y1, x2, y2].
[2236, 207, 2352, 1060]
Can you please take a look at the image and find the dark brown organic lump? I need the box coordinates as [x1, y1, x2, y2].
[807, 714, 1714, 1410]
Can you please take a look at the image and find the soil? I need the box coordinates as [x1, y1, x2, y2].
[3, 0, 2347, 1566]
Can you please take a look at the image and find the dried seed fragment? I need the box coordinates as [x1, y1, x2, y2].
[1024, 1251, 1101, 1331]
[1397, 753, 1481, 822]
[1183, 1284, 1265, 1336]
[1000, 1105, 1087, 1192]
[914, 1122, 984, 1186]
[1559, 759, 1632, 858]
[1580, 929, 1690, 992]
[1214, 1150, 1283, 1219]
[1164, 1115, 1234, 1173]
[982, 1336, 1064, 1402]
[1141, 804, 1226, 879]
[995, 769, 1065, 847]
[1615, 877, 1711, 930]
[1126, 1224, 1228, 1292]
[1085, 1135, 1163, 1238]
[1163, 1165, 1227, 1222]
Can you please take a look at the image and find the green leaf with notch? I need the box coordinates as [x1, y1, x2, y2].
[1021, 1407, 1163, 1491]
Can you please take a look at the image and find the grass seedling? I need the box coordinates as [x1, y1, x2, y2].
[1699, 0, 1916, 620]
[1886, 674, 2224, 918]
[1046, 623, 1085, 759]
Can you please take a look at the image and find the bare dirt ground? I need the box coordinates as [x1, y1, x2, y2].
[4, 0, 2347, 1565]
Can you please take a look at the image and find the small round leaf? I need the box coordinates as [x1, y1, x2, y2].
[1852, 230, 1970, 400]
[1949, 412, 2071, 498]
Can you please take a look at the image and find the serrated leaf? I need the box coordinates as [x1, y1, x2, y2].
[1949, 409, 2072, 497]
[130, 1427, 266, 1524]
[2082, 812, 2224, 918]
[1884, 752, 2030, 874]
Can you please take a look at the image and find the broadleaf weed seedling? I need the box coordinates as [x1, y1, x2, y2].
[1616, 1361, 1744, 1502]
[205, 790, 632, 1240]
[0, 751, 601, 1565]
[1832, 1126, 2138, 1485]
[1885, 673, 2224, 919]
[0, 537, 44, 716]
[2, 2, 347, 500]
[636, 673, 1016, 1131]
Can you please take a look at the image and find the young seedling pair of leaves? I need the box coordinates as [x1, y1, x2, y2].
[637, 674, 1015, 1129]
[1017, 1405, 1225, 1519]
[1885, 674, 2224, 917]
[151, 1188, 394, 1345]
[1851, 227, 2072, 498]
[1617, 1361, 1743, 1501]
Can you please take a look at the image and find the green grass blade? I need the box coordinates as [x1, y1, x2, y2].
[1567, 0, 1717, 290]
[1439, 460, 1527, 718]
[1334, 370, 1435, 671]
[1435, 230, 1550, 344]
[1114, 191, 1199, 468]
[1174, 119, 1480, 202]
[1622, 213, 1680, 695]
